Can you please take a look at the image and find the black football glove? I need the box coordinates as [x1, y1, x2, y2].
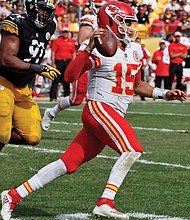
[39, 65, 61, 80]
[29, 64, 61, 80]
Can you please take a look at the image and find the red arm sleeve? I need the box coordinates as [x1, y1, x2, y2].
[64, 50, 92, 83]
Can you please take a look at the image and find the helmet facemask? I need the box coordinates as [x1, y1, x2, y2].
[25, 0, 55, 29]
[117, 18, 138, 44]
[34, 4, 55, 28]
[105, 6, 138, 44]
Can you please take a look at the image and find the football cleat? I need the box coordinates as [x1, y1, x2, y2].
[93, 198, 129, 219]
[41, 108, 55, 131]
[1, 189, 21, 220]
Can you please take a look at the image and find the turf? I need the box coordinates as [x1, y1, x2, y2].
[0, 99, 190, 220]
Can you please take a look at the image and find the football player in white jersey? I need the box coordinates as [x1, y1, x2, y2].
[41, 0, 103, 131]
[1, 2, 186, 220]
[41, 0, 114, 131]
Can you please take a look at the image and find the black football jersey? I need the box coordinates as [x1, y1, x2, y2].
[0, 14, 56, 87]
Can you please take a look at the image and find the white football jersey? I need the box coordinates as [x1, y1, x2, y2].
[80, 41, 143, 116]
[80, 14, 98, 31]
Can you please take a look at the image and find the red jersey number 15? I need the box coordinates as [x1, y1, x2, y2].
[112, 63, 140, 96]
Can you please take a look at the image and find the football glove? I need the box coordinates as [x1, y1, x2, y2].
[29, 64, 61, 80]
[39, 65, 61, 80]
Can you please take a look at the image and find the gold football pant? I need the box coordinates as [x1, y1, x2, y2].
[0, 76, 41, 145]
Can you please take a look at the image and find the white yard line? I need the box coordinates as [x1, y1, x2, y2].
[8, 211, 190, 220]
[0, 152, 8, 156]
[56, 212, 190, 220]
[51, 121, 83, 125]
[49, 129, 70, 133]
[6, 145, 190, 170]
[48, 122, 190, 133]
[39, 106, 190, 117]
[127, 111, 190, 117]
[10, 218, 21, 220]
[132, 126, 190, 133]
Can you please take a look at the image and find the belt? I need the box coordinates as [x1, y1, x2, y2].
[62, 59, 71, 62]
[171, 63, 182, 65]
[56, 59, 71, 62]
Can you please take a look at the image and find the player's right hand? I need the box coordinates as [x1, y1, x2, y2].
[166, 89, 186, 102]
[40, 65, 61, 80]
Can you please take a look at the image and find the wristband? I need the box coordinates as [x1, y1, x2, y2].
[29, 64, 43, 74]
[152, 87, 169, 100]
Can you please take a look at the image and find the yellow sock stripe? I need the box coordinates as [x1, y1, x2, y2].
[91, 101, 128, 151]
[24, 182, 33, 194]
[106, 184, 118, 192]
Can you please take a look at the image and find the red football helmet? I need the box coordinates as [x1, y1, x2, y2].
[97, 1, 138, 44]
[90, 0, 116, 15]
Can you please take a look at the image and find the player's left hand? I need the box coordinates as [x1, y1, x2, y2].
[166, 89, 187, 102]
[40, 64, 61, 80]
[85, 28, 104, 53]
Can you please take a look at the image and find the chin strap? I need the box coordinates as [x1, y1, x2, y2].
[105, 24, 133, 46]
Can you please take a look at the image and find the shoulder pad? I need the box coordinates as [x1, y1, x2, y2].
[80, 14, 96, 27]
[1, 14, 26, 36]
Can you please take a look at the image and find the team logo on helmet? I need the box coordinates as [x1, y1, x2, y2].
[105, 4, 121, 19]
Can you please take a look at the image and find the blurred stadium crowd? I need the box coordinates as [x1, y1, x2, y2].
[2, 0, 190, 40]
[1, 0, 190, 99]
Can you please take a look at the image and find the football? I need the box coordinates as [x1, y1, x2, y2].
[95, 29, 118, 57]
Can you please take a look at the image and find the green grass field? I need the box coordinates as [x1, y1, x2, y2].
[1, 99, 190, 220]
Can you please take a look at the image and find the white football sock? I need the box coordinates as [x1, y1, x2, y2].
[102, 152, 141, 200]
[50, 96, 71, 117]
[17, 159, 67, 198]
[35, 87, 41, 94]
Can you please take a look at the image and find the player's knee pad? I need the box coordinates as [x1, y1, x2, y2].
[122, 151, 141, 164]
[130, 151, 141, 161]
[113, 151, 141, 174]
[26, 135, 41, 146]
[60, 143, 85, 174]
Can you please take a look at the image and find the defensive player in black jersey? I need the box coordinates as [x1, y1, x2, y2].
[0, 0, 61, 151]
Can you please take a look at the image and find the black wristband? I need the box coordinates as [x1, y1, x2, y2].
[29, 64, 43, 74]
